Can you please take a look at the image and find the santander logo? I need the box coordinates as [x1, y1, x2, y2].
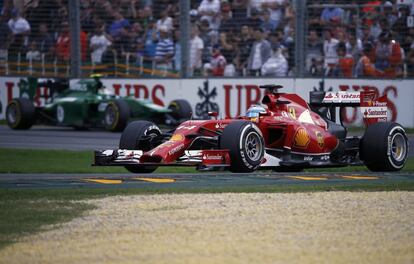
[203, 154, 223, 160]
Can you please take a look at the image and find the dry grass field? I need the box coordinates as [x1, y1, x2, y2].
[0, 191, 413, 264]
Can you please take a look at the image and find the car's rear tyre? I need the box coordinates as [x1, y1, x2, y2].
[104, 99, 130, 132]
[220, 121, 264, 172]
[6, 98, 35, 129]
[360, 122, 408, 171]
[119, 121, 162, 173]
[168, 99, 192, 120]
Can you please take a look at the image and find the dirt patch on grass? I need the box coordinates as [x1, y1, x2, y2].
[0, 192, 413, 264]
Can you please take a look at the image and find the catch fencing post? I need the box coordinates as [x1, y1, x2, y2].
[69, 0, 81, 78]
[295, 0, 306, 77]
[180, 0, 190, 78]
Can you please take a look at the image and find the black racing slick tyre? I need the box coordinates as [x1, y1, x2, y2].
[220, 121, 265, 173]
[168, 99, 192, 120]
[6, 98, 35, 129]
[104, 99, 130, 132]
[119, 121, 162, 173]
[360, 122, 409, 171]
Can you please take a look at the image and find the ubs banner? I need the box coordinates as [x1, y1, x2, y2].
[1, 77, 414, 127]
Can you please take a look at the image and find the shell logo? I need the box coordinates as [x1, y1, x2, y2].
[315, 131, 324, 148]
[294, 128, 310, 148]
[170, 134, 184, 141]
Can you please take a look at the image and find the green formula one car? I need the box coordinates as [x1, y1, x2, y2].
[6, 76, 192, 132]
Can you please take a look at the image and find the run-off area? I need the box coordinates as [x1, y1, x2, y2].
[0, 192, 413, 264]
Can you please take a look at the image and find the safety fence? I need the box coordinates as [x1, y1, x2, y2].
[1, 0, 414, 78]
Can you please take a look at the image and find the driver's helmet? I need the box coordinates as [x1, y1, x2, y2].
[246, 104, 266, 122]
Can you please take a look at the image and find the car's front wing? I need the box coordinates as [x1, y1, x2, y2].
[93, 149, 231, 169]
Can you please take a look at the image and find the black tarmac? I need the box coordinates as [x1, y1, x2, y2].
[1, 125, 413, 155]
[0, 125, 413, 189]
[0, 172, 413, 189]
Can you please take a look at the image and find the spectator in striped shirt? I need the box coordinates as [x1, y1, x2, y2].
[154, 26, 174, 71]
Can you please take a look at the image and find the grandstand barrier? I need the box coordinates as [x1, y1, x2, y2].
[1, 76, 413, 127]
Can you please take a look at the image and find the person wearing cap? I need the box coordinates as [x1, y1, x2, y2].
[261, 43, 288, 77]
[374, 31, 402, 78]
[355, 42, 384, 77]
[204, 44, 226, 76]
[7, 9, 30, 61]
[190, 9, 199, 23]
[154, 25, 174, 72]
[247, 28, 271, 76]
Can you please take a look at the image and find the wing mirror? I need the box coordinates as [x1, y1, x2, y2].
[208, 111, 219, 120]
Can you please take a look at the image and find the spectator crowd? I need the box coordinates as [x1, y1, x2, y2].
[0, 0, 413, 78]
[307, 0, 414, 78]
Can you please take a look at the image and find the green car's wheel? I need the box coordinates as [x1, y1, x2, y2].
[6, 98, 35, 130]
[104, 99, 130, 132]
[119, 121, 162, 173]
[168, 99, 192, 120]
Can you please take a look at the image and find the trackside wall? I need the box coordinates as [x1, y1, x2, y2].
[1, 77, 414, 127]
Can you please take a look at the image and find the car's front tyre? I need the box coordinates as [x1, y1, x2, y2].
[119, 121, 162, 173]
[220, 121, 265, 172]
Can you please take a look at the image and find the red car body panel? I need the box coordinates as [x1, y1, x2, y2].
[139, 91, 339, 165]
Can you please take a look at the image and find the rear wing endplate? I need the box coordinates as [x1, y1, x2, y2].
[309, 91, 388, 125]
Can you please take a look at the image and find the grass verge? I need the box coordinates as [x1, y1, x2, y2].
[0, 148, 413, 173]
[0, 193, 94, 249]
[0, 148, 196, 174]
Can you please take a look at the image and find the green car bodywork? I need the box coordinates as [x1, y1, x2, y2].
[6, 77, 191, 131]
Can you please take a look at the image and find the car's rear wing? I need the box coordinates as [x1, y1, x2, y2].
[309, 90, 388, 126]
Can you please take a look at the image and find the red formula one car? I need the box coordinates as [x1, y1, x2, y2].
[94, 85, 409, 173]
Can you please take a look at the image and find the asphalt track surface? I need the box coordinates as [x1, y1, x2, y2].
[0, 172, 413, 189]
[0, 125, 120, 150]
[0, 125, 413, 189]
[1, 125, 413, 155]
